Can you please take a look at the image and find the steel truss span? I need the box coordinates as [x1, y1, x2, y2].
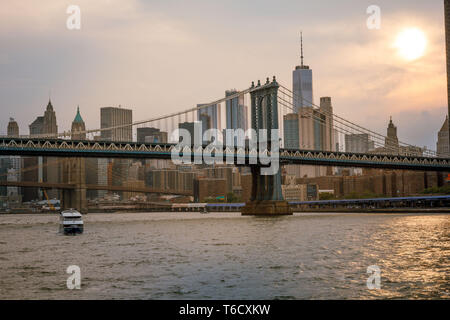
[0, 138, 449, 171]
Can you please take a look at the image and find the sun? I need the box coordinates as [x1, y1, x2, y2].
[394, 28, 427, 61]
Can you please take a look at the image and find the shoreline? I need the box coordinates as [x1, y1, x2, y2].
[1, 208, 450, 215]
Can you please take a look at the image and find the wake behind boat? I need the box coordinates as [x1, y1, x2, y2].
[59, 209, 84, 235]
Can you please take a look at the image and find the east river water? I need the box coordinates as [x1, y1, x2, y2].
[0, 212, 448, 299]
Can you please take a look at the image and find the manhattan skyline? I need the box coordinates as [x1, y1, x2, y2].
[0, 0, 447, 150]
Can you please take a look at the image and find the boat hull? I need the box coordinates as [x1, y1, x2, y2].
[62, 226, 84, 235]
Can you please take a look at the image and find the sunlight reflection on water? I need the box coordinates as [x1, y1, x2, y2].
[0, 212, 448, 299]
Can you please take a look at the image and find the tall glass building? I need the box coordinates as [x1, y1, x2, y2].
[293, 65, 313, 113]
[283, 113, 300, 149]
[225, 90, 248, 131]
[197, 104, 218, 144]
[293, 33, 314, 112]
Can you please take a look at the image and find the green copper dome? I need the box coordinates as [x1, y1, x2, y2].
[73, 106, 84, 123]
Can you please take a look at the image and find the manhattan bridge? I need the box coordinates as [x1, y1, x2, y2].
[0, 77, 449, 215]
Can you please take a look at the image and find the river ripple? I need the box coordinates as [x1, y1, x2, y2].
[0, 212, 448, 299]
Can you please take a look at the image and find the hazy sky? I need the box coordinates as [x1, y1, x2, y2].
[0, 0, 447, 149]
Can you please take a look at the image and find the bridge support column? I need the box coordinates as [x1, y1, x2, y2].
[61, 157, 87, 213]
[241, 165, 292, 216]
[241, 78, 292, 216]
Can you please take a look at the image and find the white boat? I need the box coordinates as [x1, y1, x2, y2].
[59, 209, 84, 235]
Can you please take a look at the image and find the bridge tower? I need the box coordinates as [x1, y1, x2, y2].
[241, 77, 293, 216]
[60, 157, 87, 213]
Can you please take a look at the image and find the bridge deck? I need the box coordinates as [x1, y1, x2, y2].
[0, 138, 449, 171]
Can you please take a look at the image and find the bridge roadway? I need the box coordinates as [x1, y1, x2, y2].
[0, 181, 191, 196]
[1, 137, 449, 171]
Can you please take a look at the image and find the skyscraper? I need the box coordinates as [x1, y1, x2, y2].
[71, 106, 86, 140]
[224, 90, 248, 146]
[345, 134, 372, 153]
[385, 116, 399, 151]
[225, 90, 247, 131]
[371, 117, 402, 155]
[445, 0, 450, 151]
[29, 117, 44, 136]
[283, 113, 300, 149]
[197, 103, 218, 143]
[178, 121, 202, 146]
[313, 109, 326, 150]
[68, 107, 97, 200]
[43, 99, 59, 199]
[26, 115, 43, 200]
[319, 97, 334, 152]
[100, 106, 133, 199]
[100, 106, 133, 142]
[2, 119, 21, 199]
[27, 99, 59, 199]
[437, 116, 449, 156]
[283, 37, 334, 178]
[283, 109, 320, 178]
[137, 127, 168, 144]
[293, 33, 313, 112]
[197, 104, 218, 129]
[291, 34, 317, 152]
[7, 118, 19, 137]
[6, 118, 21, 174]
[283, 108, 321, 150]
[43, 99, 57, 136]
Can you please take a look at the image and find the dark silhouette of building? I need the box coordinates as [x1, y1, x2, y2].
[178, 122, 201, 145]
[385, 116, 399, 151]
[100, 106, 133, 199]
[137, 127, 167, 143]
[29, 117, 44, 136]
[43, 99, 58, 135]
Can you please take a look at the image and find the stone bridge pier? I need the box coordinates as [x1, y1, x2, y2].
[60, 157, 87, 213]
[241, 77, 292, 216]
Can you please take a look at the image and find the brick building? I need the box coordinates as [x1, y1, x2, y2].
[193, 178, 227, 202]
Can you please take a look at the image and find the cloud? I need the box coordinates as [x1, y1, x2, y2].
[0, 0, 447, 150]
[293, 11, 447, 148]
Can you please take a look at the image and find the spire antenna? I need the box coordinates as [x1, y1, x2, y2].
[300, 31, 304, 67]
